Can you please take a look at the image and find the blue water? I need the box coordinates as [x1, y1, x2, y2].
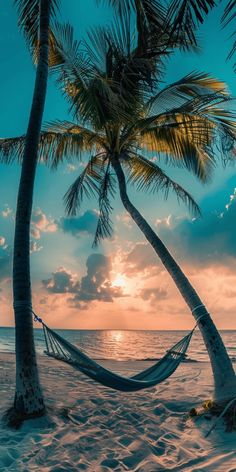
[0, 328, 235, 362]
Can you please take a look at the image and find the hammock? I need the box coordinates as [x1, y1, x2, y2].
[34, 314, 196, 392]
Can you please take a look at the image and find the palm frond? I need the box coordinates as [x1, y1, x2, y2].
[101, 22, 152, 109]
[84, 17, 152, 111]
[93, 162, 116, 247]
[99, 0, 176, 56]
[47, 23, 99, 122]
[15, 0, 59, 48]
[147, 72, 228, 114]
[41, 121, 107, 167]
[0, 136, 26, 164]
[47, 22, 86, 75]
[226, 40, 236, 66]
[222, 0, 236, 27]
[98, 0, 167, 38]
[134, 93, 236, 180]
[165, 0, 216, 48]
[138, 93, 236, 139]
[124, 153, 200, 215]
[86, 11, 134, 68]
[48, 23, 128, 127]
[0, 122, 106, 167]
[132, 0, 167, 53]
[64, 153, 107, 215]
[138, 120, 216, 182]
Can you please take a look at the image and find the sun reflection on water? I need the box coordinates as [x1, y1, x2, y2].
[110, 331, 124, 342]
[105, 330, 127, 360]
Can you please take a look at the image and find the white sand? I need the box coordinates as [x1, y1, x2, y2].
[0, 353, 235, 471]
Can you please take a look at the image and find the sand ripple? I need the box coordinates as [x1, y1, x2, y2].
[0, 353, 235, 471]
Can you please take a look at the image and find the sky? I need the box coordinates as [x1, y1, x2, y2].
[0, 1, 236, 330]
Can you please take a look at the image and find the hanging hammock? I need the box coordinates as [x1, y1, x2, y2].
[33, 312, 199, 392]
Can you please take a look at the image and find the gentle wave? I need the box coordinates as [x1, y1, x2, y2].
[0, 328, 235, 363]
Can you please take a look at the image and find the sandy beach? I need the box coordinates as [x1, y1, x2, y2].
[0, 352, 235, 471]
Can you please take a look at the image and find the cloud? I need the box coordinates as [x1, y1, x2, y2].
[1, 205, 13, 218]
[124, 242, 159, 275]
[30, 208, 100, 241]
[31, 227, 41, 240]
[155, 214, 172, 228]
[31, 208, 57, 240]
[42, 267, 79, 294]
[123, 188, 236, 274]
[43, 253, 127, 309]
[77, 254, 125, 303]
[30, 241, 43, 253]
[0, 242, 11, 282]
[0, 236, 6, 246]
[64, 163, 80, 174]
[116, 212, 133, 229]
[139, 287, 168, 302]
[155, 188, 236, 265]
[58, 210, 98, 238]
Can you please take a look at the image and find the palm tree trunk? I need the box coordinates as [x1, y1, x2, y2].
[113, 158, 236, 402]
[13, 0, 51, 418]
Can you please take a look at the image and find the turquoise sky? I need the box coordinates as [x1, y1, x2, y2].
[0, 1, 236, 329]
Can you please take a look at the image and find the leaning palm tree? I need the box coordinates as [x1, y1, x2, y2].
[42, 21, 235, 402]
[8, 0, 59, 421]
[2, 17, 235, 402]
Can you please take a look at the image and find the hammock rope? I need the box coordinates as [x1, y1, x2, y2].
[30, 308, 203, 392]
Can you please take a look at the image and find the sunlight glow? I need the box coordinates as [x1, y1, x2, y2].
[110, 331, 124, 343]
[111, 274, 126, 287]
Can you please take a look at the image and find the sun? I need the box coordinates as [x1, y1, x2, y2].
[111, 274, 126, 287]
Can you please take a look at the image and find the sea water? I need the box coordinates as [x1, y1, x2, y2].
[0, 327, 235, 362]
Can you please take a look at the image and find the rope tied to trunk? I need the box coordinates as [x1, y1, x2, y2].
[13, 301, 43, 324]
[33, 311, 43, 324]
[191, 305, 208, 330]
[13, 300, 32, 310]
[192, 304, 205, 314]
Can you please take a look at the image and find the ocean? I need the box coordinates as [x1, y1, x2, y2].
[0, 328, 235, 362]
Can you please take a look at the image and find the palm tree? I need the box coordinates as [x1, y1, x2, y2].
[2, 14, 235, 403]
[7, 0, 59, 421]
[1, 3, 236, 405]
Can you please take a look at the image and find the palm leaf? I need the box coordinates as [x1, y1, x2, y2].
[84, 18, 153, 112]
[222, 0, 236, 26]
[0, 136, 25, 164]
[47, 22, 92, 80]
[124, 153, 200, 215]
[165, 0, 216, 47]
[64, 153, 107, 215]
[93, 162, 116, 246]
[15, 0, 60, 48]
[41, 121, 107, 167]
[138, 93, 236, 139]
[49, 23, 127, 126]
[138, 120, 215, 182]
[134, 93, 236, 180]
[130, 0, 167, 53]
[0, 122, 107, 167]
[147, 72, 228, 114]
